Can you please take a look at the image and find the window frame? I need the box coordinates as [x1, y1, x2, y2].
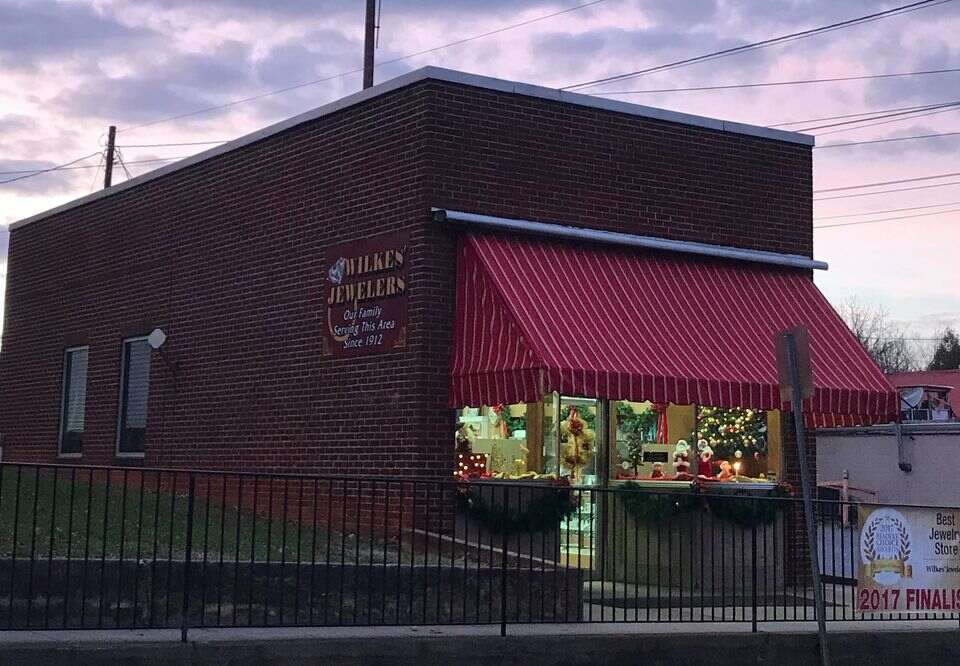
[115, 335, 152, 459]
[57, 345, 89, 459]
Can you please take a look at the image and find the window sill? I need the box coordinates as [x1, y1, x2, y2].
[115, 452, 146, 460]
[612, 478, 780, 492]
[613, 478, 693, 487]
[57, 453, 83, 459]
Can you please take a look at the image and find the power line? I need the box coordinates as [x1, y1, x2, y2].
[814, 180, 960, 201]
[115, 148, 134, 181]
[0, 155, 186, 179]
[878, 336, 950, 342]
[118, 106, 960, 155]
[596, 67, 960, 96]
[117, 141, 229, 148]
[0, 152, 101, 185]
[814, 103, 960, 135]
[815, 130, 960, 149]
[119, 0, 610, 134]
[814, 207, 960, 229]
[562, 0, 953, 91]
[772, 99, 960, 128]
[814, 171, 960, 193]
[796, 101, 960, 132]
[815, 201, 960, 219]
[88, 152, 105, 193]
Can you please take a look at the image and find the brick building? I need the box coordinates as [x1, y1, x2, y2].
[0, 67, 894, 497]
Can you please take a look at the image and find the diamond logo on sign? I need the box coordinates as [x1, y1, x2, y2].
[861, 508, 913, 586]
[327, 257, 347, 286]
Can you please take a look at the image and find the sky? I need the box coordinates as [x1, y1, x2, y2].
[1, 0, 959, 354]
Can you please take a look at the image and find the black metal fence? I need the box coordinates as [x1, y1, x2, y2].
[0, 461, 955, 636]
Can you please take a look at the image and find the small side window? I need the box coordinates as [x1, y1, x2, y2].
[117, 337, 152, 456]
[59, 346, 89, 456]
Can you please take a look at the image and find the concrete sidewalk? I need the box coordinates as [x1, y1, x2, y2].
[0, 621, 958, 665]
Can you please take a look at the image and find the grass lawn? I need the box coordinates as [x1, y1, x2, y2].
[0, 465, 405, 564]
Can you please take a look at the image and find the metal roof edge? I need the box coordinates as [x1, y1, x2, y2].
[818, 422, 960, 436]
[433, 208, 828, 271]
[10, 66, 813, 231]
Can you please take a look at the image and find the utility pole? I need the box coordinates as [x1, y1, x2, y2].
[363, 0, 376, 89]
[104, 125, 116, 189]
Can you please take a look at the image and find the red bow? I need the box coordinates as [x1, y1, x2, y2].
[491, 404, 509, 438]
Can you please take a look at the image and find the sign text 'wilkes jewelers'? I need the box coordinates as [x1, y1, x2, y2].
[324, 232, 408, 357]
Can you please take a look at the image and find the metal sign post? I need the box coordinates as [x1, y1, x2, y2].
[779, 328, 831, 666]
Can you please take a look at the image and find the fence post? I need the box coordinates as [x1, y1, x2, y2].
[500, 485, 509, 637]
[751, 521, 758, 633]
[181, 475, 196, 643]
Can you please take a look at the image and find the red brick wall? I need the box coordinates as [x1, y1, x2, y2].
[0, 77, 812, 479]
[423, 82, 812, 257]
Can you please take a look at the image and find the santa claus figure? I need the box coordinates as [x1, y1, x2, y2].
[673, 439, 693, 480]
[697, 440, 714, 478]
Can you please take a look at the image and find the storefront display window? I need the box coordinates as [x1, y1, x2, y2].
[456, 403, 536, 478]
[609, 402, 781, 485]
[456, 399, 781, 486]
[455, 394, 601, 483]
[695, 406, 777, 482]
[610, 401, 695, 482]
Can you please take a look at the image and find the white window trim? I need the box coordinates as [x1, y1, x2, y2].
[57, 345, 89, 458]
[115, 335, 150, 459]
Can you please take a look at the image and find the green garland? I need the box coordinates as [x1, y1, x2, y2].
[456, 483, 580, 534]
[619, 482, 700, 523]
[704, 486, 790, 527]
[619, 481, 790, 527]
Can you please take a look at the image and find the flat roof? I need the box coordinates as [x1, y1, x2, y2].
[10, 66, 814, 231]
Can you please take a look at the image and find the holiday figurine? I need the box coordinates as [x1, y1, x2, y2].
[650, 462, 664, 479]
[673, 439, 693, 480]
[717, 460, 734, 481]
[697, 440, 714, 478]
[560, 405, 595, 480]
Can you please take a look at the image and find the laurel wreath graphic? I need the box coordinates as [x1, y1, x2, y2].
[863, 518, 911, 562]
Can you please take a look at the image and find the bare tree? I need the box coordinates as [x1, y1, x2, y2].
[838, 298, 919, 374]
[928, 328, 960, 370]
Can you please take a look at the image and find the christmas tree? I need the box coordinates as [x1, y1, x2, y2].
[625, 431, 644, 474]
[617, 403, 655, 474]
[696, 407, 767, 461]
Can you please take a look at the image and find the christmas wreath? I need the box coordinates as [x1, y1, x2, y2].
[456, 480, 580, 534]
[619, 481, 700, 523]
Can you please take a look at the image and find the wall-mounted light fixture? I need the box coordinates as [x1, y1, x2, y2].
[148, 328, 178, 375]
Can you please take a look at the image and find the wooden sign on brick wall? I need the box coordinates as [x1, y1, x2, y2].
[324, 231, 409, 357]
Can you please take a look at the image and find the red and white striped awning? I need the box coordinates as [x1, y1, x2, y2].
[449, 233, 897, 426]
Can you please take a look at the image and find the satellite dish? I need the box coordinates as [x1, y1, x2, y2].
[899, 387, 923, 410]
[147, 328, 167, 350]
